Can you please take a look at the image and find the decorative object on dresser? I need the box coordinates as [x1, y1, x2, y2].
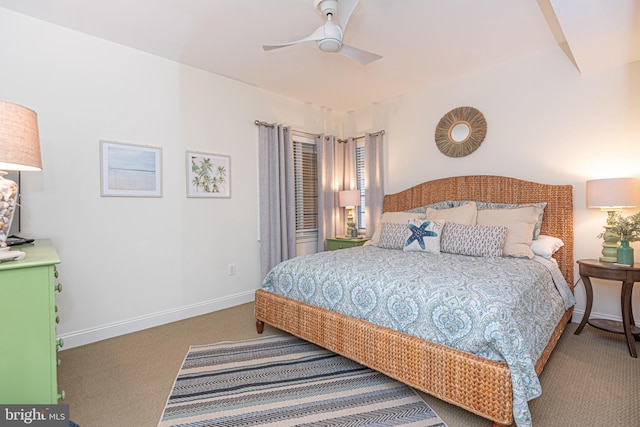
[326, 236, 370, 251]
[0, 240, 65, 403]
[0, 100, 42, 251]
[586, 177, 639, 262]
[338, 189, 360, 238]
[575, 259, 640, 357]
[434, 106, 487, 157]
[159, 335, 447, 427]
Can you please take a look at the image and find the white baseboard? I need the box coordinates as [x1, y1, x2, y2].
[58, 290, 255, 350]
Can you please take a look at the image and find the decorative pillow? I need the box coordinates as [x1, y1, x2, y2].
[369, 211, 426, 246]
[426, 201, 477, 225]
[405, 200, 454, 214]
[451, 201, 547, 239]
[378, 222, 410, 249]
[440, 223, 508, 257]
[403, 219, 445, 253]
[530, 235, 564, 259]
[476, 206, 542, 258]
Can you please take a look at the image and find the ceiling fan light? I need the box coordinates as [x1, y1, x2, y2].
[317, 38, 341, 52]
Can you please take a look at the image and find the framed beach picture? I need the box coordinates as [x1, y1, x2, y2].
[186, 151, 230, 198]
[100, 140, 162, 197]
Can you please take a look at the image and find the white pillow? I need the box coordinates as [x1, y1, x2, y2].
[530, 235, 564, 259]
[426, 201, 477, 225]
[368, 211, 426, 246]
[403, 219, 445, 253]
[476, 206, 542, 259]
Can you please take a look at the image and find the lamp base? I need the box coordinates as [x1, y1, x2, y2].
[0, 172, 18, 249]
[599, 222, 620, 263]
[345, 207, 357, 238]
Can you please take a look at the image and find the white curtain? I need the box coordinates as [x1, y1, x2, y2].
[336, 137, 357, 238]
[317, 136, 357, 250]
[364, 132, 384, 238]
[258, 123, 296, 280]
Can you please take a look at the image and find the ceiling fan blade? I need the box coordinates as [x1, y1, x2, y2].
[263, 26, 325, 51]
[337, 0, 360, 31]
[339, 44, 382, 65]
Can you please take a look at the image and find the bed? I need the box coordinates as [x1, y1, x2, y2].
[255, 175, 574, 427]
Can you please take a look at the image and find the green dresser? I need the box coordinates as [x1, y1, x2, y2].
[0, 240, 64, 404]
[326, 237, 370, 251]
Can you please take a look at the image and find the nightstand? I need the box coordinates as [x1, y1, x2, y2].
[326, 237, 370, 251]
[574, 259, 640, 357]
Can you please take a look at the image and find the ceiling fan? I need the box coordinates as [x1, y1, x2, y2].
[262, 0, 382, 65]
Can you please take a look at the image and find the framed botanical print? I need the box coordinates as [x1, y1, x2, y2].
[186, 151, 230, 198]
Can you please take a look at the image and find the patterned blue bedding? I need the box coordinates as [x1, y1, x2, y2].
[261, 246, 575, 427]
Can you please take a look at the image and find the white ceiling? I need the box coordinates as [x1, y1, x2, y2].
[1, 0, 638, 112]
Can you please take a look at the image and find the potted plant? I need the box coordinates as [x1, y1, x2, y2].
[600, 212, 640, 265]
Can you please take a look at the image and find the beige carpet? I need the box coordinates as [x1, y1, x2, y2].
[58, 303, 640, 426]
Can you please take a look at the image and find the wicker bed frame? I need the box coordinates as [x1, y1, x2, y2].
[255, 175, 574, 427]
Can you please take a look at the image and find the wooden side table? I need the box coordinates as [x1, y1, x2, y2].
[575, 259, 640, 357]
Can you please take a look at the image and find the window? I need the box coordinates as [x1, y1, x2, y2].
[355, 140, 366, 230]
[293, 134, 318, 236]
[292, 134, 367, 237]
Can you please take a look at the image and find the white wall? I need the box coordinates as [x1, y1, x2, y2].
[0, 8, 341, 348]
[2, 6, 639, 348]
[347, 46, 640, 325]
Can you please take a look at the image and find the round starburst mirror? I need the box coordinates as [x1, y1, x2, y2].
[434, 106, 487, 157]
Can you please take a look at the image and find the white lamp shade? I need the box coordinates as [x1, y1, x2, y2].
[339, 190, 361, 207]
[586, 177, 639, 208]
[0, 100, 42, 171]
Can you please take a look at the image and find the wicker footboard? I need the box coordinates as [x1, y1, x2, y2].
[255, 289, 572, 426]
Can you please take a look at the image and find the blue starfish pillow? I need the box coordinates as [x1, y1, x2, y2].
[403, 219, 445, 253]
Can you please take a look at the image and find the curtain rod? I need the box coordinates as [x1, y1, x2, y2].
[254, 120, 319, 138]
[337, 130, 385, 143]
[293, 129, 322, 138]
[254, 120, 274, 128]
[255, 120, 384, 142]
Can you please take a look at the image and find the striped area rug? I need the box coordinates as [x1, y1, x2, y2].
[159, 334, 447, 426]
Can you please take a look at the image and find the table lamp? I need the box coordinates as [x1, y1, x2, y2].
[0, 100, 42, 250]
[586, 177, 639, 262]
[339, 189, 360, 238]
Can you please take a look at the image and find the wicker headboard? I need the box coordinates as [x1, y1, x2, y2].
[383, 175, 574, 287]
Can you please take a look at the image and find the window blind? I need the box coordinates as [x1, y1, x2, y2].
[355, 144, 366, 229]
[293, 140, 318, 232]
